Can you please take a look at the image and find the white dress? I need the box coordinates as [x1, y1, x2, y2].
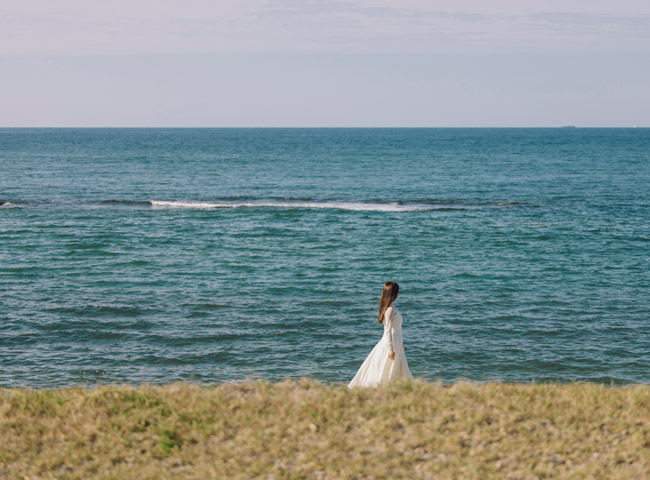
[348, 304, 414, 388]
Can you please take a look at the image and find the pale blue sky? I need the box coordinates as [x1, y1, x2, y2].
[1, 0, 649, 126]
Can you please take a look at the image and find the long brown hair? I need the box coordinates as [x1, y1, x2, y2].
[378, 281, 399, 324]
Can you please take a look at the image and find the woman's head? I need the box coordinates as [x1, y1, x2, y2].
[378, 281, 399, 324]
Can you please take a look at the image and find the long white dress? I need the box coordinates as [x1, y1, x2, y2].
[348, 304, 414, 388]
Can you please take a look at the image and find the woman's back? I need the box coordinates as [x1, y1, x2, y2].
[384, 306, 403, 329]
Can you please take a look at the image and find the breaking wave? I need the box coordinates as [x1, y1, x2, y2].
[150, 200, 434, 212]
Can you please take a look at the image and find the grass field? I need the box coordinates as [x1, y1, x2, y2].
[1, 378, 649, 479]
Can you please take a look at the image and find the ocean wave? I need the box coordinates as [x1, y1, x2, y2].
[150, 200, 436, 212]
[100, 200, 152, 206]
[0, 198, 532, 211]
[407, 198, 532, 207]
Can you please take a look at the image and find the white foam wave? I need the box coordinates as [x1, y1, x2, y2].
[150, 200, 431, 212]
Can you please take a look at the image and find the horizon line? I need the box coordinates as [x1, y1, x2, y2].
[0, 126, 647, 129]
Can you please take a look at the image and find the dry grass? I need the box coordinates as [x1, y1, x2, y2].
[1, 378, 650, 479]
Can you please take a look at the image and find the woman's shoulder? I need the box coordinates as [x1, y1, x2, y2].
[388, 304, 401, 316]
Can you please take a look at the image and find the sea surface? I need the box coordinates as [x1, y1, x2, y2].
[1, 128, 649, 388]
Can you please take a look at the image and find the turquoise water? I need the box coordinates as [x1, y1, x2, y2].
[1, 128, 649, 387]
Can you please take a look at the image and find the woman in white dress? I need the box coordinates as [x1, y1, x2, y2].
[348, 281, 414, 388]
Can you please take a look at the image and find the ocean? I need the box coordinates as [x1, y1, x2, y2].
[1, 128, 648, 388]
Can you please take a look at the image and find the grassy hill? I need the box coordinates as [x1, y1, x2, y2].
[2, 378, 649, 479]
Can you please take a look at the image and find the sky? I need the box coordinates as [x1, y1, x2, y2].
[1, 0, 649, 126]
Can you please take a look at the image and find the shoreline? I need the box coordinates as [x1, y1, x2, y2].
[1, 375, 644, 391]
[2, 378, 649, 479]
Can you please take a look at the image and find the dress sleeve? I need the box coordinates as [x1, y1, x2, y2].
[384, 307, 395, 355]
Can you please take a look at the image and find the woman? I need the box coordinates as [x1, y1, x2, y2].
[348, 281, 414, 388]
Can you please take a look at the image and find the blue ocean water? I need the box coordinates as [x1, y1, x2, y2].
[1, 128, 649, 388]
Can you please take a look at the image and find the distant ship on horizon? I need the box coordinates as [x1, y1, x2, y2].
[560, 125, 577, 128]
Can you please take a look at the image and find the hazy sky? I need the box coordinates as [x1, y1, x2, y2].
[1, 0, 649, 126]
